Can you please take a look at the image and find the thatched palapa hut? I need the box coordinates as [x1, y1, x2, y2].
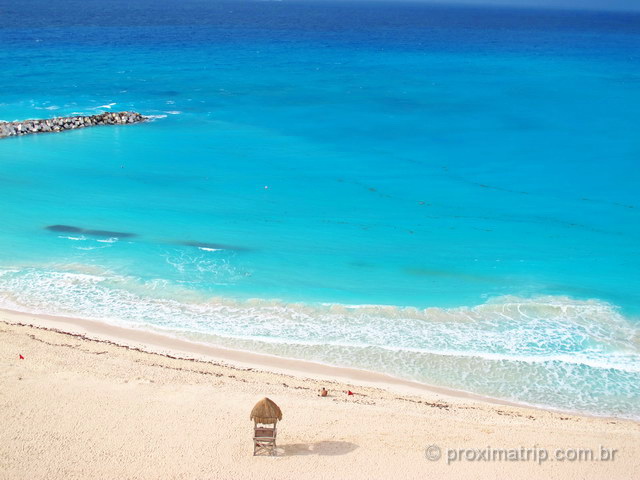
[251, 397, 282, 456]
[250, 397, 283, 425]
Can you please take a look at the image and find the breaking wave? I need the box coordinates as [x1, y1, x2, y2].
[0, 266, 638, 419]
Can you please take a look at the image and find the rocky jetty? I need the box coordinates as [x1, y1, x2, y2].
[0, 111, 148, 138]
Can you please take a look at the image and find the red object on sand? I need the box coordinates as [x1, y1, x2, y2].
[347, 390, 354, 395]
[19, 354, 24, 360]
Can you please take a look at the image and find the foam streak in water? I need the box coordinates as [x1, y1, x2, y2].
[0, 266, 638, 420]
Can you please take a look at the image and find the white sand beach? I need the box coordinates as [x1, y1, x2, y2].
[1, 308, 638, 479]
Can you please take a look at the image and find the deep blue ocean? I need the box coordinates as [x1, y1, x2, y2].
[1, 0, 639, 419]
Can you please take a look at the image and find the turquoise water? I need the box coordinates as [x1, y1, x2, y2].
[1, 0, 639, 419]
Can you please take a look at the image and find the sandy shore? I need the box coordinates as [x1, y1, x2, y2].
[1, 309, 638, 479]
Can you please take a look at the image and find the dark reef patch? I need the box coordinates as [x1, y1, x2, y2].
[84, 229, 136, 238]
[46, 225, 84, 233]
[46, 225, 136, 238]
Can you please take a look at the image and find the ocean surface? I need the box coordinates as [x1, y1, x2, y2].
[1, 0, 639, 419]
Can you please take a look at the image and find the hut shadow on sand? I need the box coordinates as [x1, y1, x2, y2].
[250, 397, 357, 457]
[280, 441, 359, 456]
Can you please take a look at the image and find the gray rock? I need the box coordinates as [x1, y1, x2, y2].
[0, 111, 149, 138]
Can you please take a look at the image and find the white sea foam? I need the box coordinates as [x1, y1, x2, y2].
[160, 251, 244, 285]
[97, 238, 119, 243]
[74, 245, 111, 251]
[198, 247, 222, 252]
[94, 103, 116, 110]
[165, 111, 182, 115]
[0, 265, 637, 419]
[58, 235, 87, 241]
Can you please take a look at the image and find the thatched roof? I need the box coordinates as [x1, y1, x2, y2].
[250, 397, 283, 424]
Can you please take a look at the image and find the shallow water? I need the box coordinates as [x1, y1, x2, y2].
[1, 0, 639, 418]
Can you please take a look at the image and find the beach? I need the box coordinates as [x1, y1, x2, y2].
[1, 0, 640, 422]
[1, 309, 638, 480]
[2, 3, 640, 478]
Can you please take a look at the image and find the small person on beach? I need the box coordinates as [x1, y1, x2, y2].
[319, 387, 328, 397]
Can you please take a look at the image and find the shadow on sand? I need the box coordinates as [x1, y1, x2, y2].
[280, 441, 358, 456]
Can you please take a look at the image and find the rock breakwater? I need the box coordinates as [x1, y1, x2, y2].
[0, 111, 148, 138]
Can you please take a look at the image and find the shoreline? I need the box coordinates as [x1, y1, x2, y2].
[2, 309, 639, 479]
[0, 308, 514, 403]
[0, 307, 634, 423]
